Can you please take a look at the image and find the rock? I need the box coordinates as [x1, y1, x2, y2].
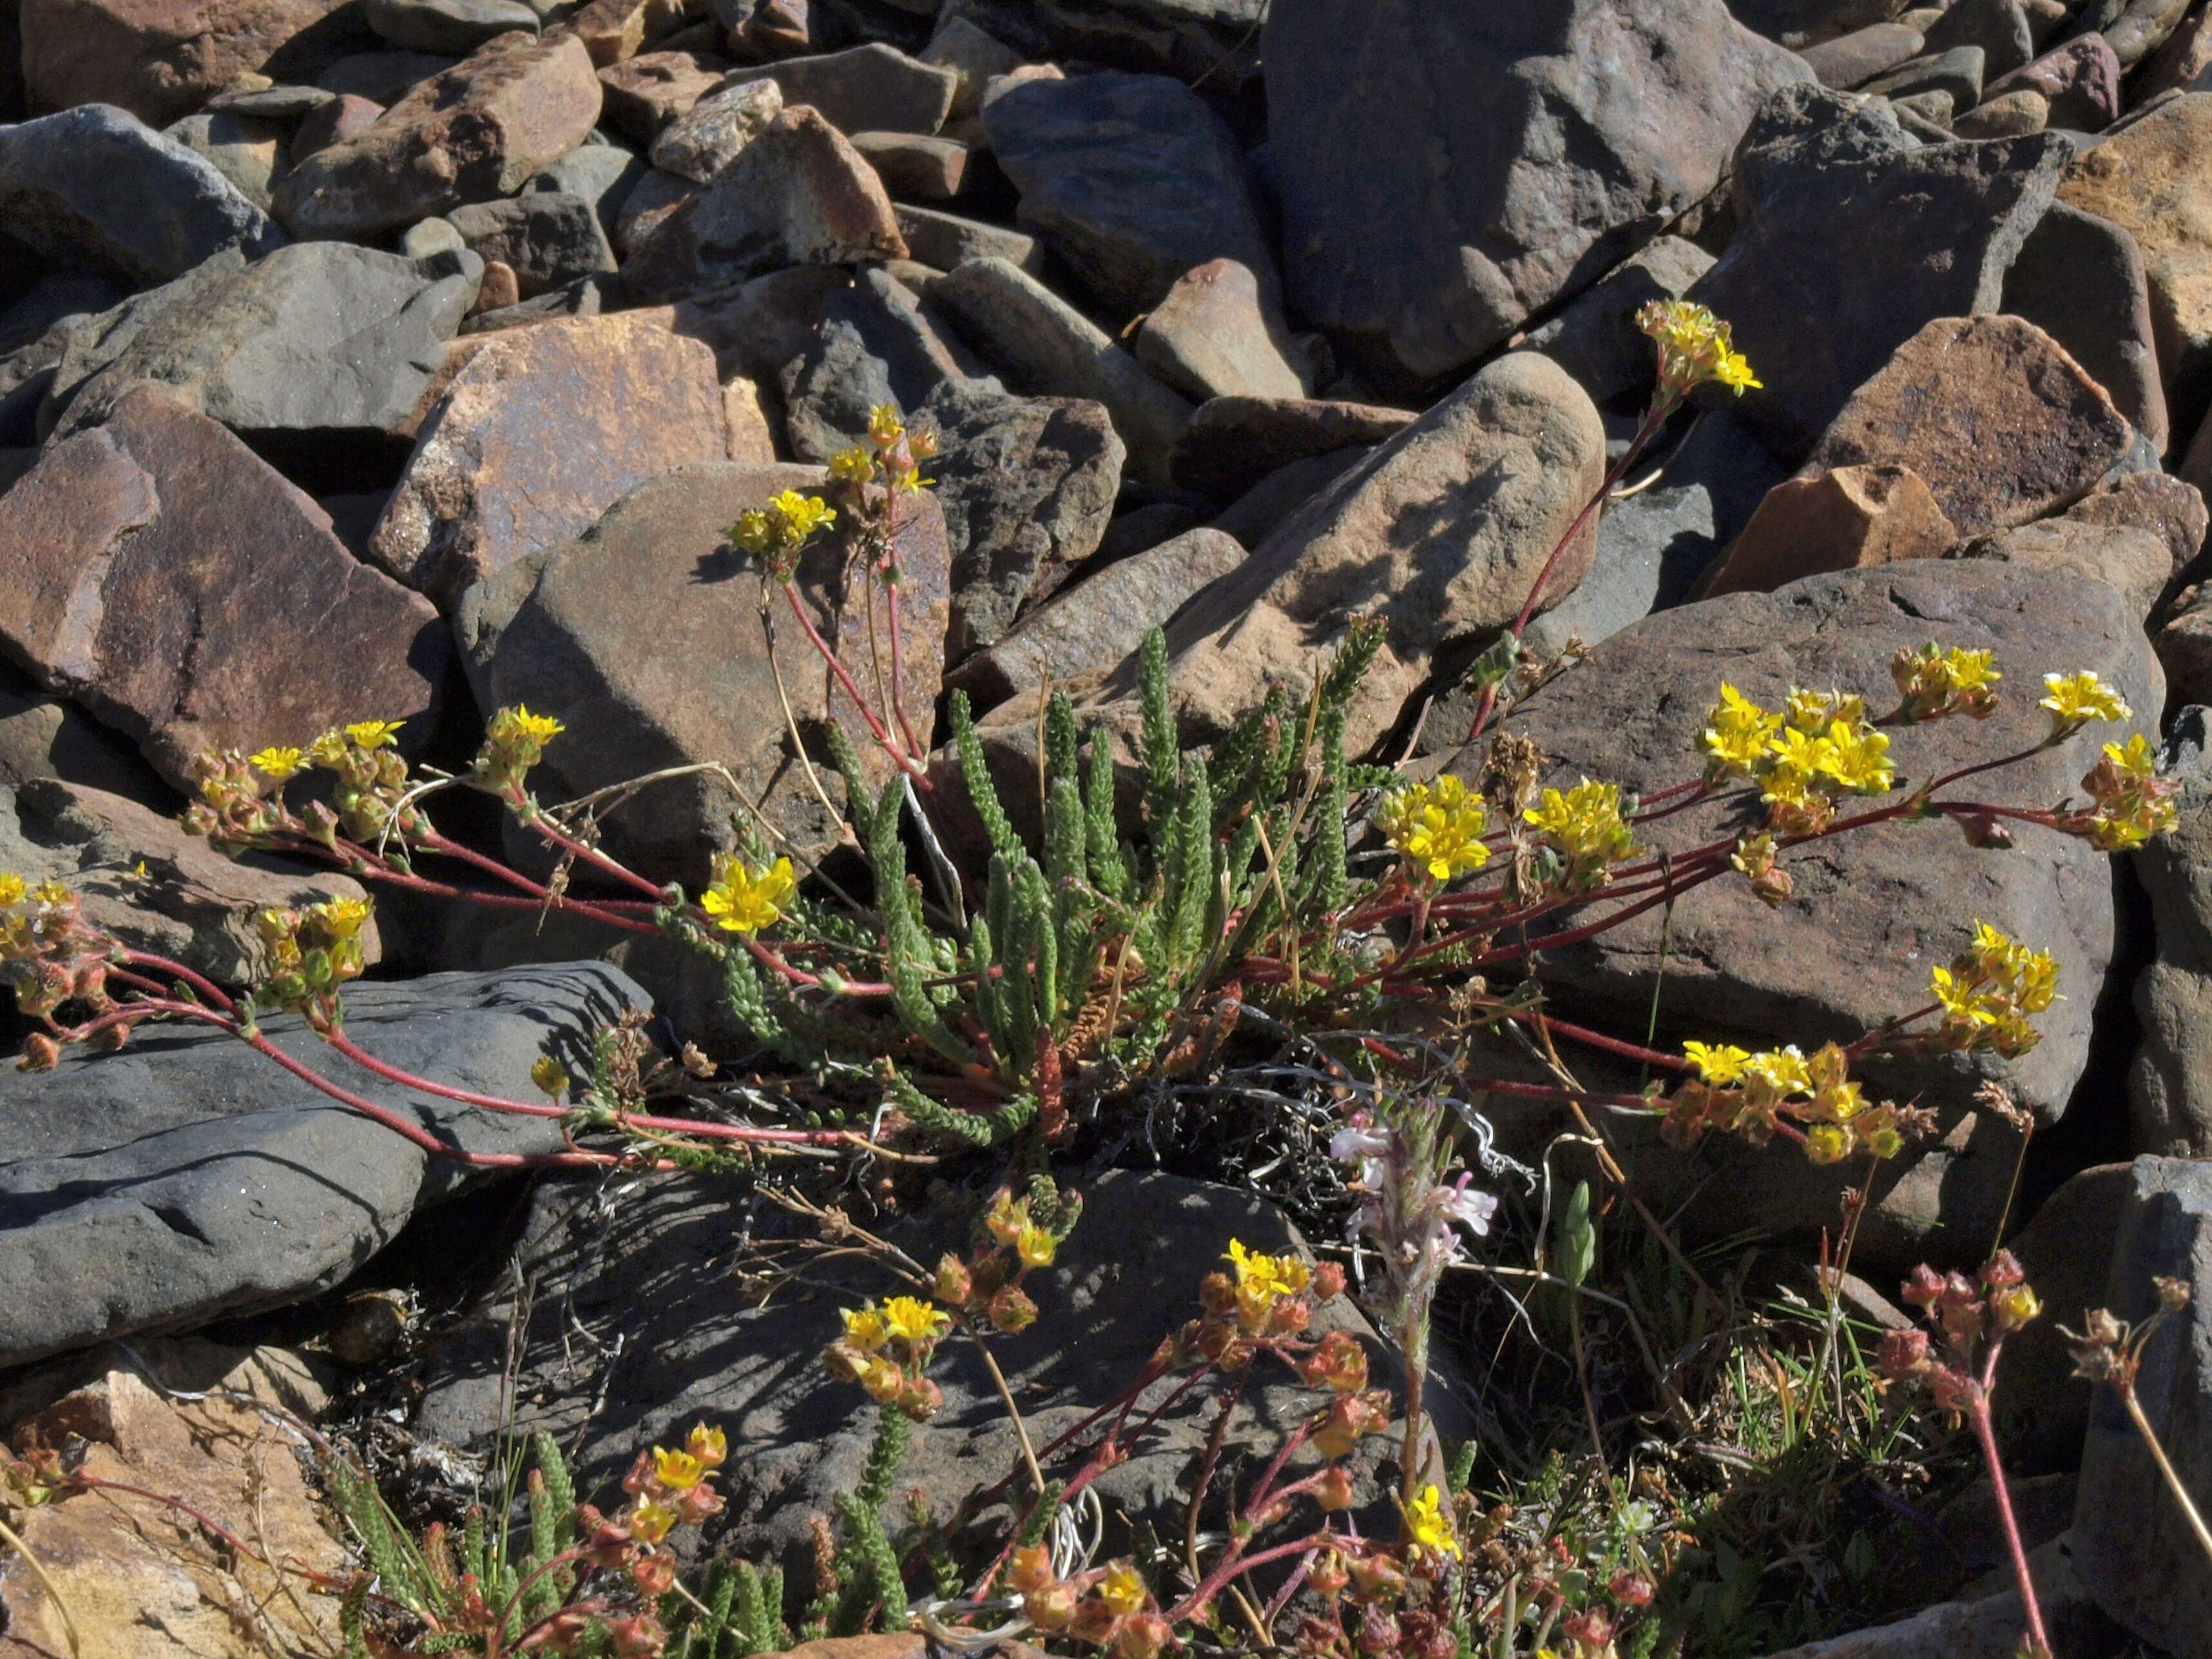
[2128, 711, 2212, 1153]
[724, 41, 957, 134]
[2002, 1161, 2133, 1466]
[314, 46, 454, 102]
[1863, 44, 1986, 107]
[470, 258, 520, 314]
[1802, 314, 2135, 537]
[981, 69, 1277, 320]
[892, 202, 1042, 274]
[0, 388, 448, 791]
[0, 775, 380, 983]
[525, 133, 649, 233]
[365, 0, 538, 52]
[778, 264, 998, 456]
[0, 273, 124, 356]
[570, 0, 685, 65]
[610, 165, 698, 254]
[921, 12, 1017, 117]
[272, 33, 602, 240]
[0, 105, 286, 287]
[0, 964, 640, 1368]
[0, 662, 171, 801]
[2073, 469, 2208, 579]
[1802, 21, 1927, 86]
[1448, 560, 2159, 1261]
[1093, 499, 1198, 565]
[2155, 588, 2212, 704]
[1887, 88, 1955, 127]
[452, 461, 949, 877]
[947, 525, 1245, 711]
[1985, 31, 2123, 128]
[1689, 85, 2070, 458]
[444, 191, 616, 297]
[1749, 1540, 2117, 1656]
[1957, 513, 2175, 620]
[401, 215, 467, 258]
[0, 1370, 349, 1656]
[2135, 2, 2212, 98]
[1133, 257, 1307, 403]
[622, 106, 905, 303]
[46, 242, 476, 456]
[1167, 393, 1414, 501]
[637, 262, 847, 384]
[288, 88, 381, 162]
[1952, 87, 2050, 136]
[2072, 1155, 2212, 1653]
[17, 0, 363, 127]
[370, 312, 729, 606]
[849, 129, 979, 200]
[1519, 235, 1717, 412]
[932, 254, 1193, 492]
[1702, 464, 1959, 596]
[410, 1168, 1436, 1577]
[2104, 0, 2191, 68]
[1264, 0, 1807, 385]
[205, 81, 336, 117]
[2058, 94, 2212, 447]
[595, 46, 729, 140]
[162, 110, 286, 210]
[1210, 445, 1370, 550]
[930, 391, 1124, 657]
[646, 73, 782, 180]
[2003, 203, 2167, 452]
[1923, 0, 2034, 79]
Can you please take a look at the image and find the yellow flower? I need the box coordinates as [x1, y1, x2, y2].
[1376, 774, 1491, 883]
[30, 879, 70, 906]
[1523, 778, 1635, 865]
[883, 1296, 949, 1346]
[688, 1424, 728, 1468]
[1683, 1040, 1752, 1085]
[842, 1305, 890, 1351]
[1636, 300, 1759, 397]
[1226, 1239, 1310, 1305]
[867, 404, 905, 443]
[2104, 733, 2157, 779]
[0, 873, 23, 906]
[251, 745, 306, 781]
[1932, 964, 1999, 1028]
[652, 1448, 704, 1491]
[631, 1501, 677, 1544]
[827, 445, 876, 483]
[772, 490, 838, 540]
[1712, 348, 1761, 392]
[2039, 671, 2129, 731]
[1744, 1046, 1811, 1095]
[1017, 1222, 1056, 1269]
[497, 705, 564, 748]
[700, 855, 796, 935]
[1945, 647, 2000, 696]
[531, 1055, 570, 1099]
[345, 719, 404, 751]
[1098, 1560, 1147, 1616]
[308, 728, 349, 767]
[310, 896, 371, 940]
[1401, 1483, 1461, 1562]
[1700, 684, 1779, 778]
[1814, 718, 1894, 795]
[1804, 1122, 1851, 1165]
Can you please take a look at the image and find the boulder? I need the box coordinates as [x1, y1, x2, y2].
[948, 526, 1246, 711]
[892, 202, 1043, 274]
[0, 775, 380, 984]
[0, 662, 171, 802]
[919, 12, 1018, 119]
[18, 0, 365, 126]
[981, 69, 1277, 320]
[1168, 393, 1414, 501]
[1701, 463, 1959, 597]
[1802, 314, 2135, 537]
[723, 41, 957, 135]
[288, 88, 380, 161]
[370, 312, 731, 607]
[1689, 84, 2068, 457]
[363, 0, 538, 52]
[1923, 0, 2034, 81]
[444, 191, 617, 297]
[1209, 446, 1372, 551]
[2072, 469, 2207, 580]
[2002, 203, 2168, 454]
[610, 166, 697, 254]
[1747, 1541, 2117, 1656]
[621, 106, 905, 303]
[524, 133, 649, 234]
[1952, 88, 2050, 137]
[2129, 709, 2212, 1155]
[2135, 1, 2212, 97]
[1800, 22, 1927, 86]
[313, 46, 453, 102]
[1444, 560, 2160, 1261]
[45, 241, 477, 453]
[0, 963, 642, 1368]
[2073, 1155, 2212, 1653]
[776, 264, 1001, 461]
[569, 0, 685, 66]
[451, 460, 950, 879]
[2057, 93, 2212, 446]
[847, 130, 983, 202]
[1519, 235, 1717, 412]
[0, 387, 448, 791]
[1957, 515, 2174, 622]
[1133, 256, 1307, 404]
[646, 73, 782, 180]
[1262, 0, 1807, 384]
[1985, 30, 2122, 128]
[271, 32, 603, 240]
[1863, 43, 1986, 107]
[931, 254, 1193, 492]
[162, 110, 287, 210]
[594, 46, 729, 141]
[0, 104, 286, 286]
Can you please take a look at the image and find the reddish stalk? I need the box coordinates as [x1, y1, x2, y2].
[1971, 1339, 2051, 1656]
[784, 580, 930, 784]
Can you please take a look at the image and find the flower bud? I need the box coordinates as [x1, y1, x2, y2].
[1313, 1464, 1356, 1511]
[1008, 1544, 1055, 1594]
[1346, 1551, 1406, 1602]
[1609, 1571, 1654, 1608]
[1023, 1580, 1077, 1630]
[861, 1357, 905, 1405]
[1310, 1552, 1349, 1598]
[630, 1549, 676, 1596]
[1311, 1261, 1347, 1301]
[935, 1253, 974, 1305]
[678, 1481, 724, 1523]
[899, 1376, 943, 1421]
[1199, 1272, 1238, 1316]
[1115, 1613, 1170, 1659]
[988, 1286, 1038, 1334]
[1313, 1390, 1385, 1460]
[1298, 1330, 1370, 1394]
[1356, 1604, 1401, 1653]
[1268, 1294, 1312, 1338]
[1877, 1327, 1929, 1381]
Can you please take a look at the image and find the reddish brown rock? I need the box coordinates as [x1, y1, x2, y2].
[289, 89, 380, 162]
[595, 47, 729, 140]
[849, 130, 977, 201]
[0, 387, 447, 789]
[722, 43, 957, 137]
[469, 258, 521, 314]
[570, 0, 686, 65]
[1804, 314, 2133, 537]
[622, 105, 905, 303]
[1985, 30, 2122, 128]
[271, 32, 602, 240]
[1703, 465, 1958, 597]
[370, 312, 729, 606]
[19, 0, 363, 127]
[1168, 394, 1415, 499]
[1134, 257, 1307, 404]
[1956, 515, 2175, 620]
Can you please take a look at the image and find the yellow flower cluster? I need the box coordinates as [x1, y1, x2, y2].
[731, 488, 839, 577]
[472, 704, 564, 794]
[0, 873, 82, 986]
[1217, 1237, 1314, 1334]
[825, 403, 939, 496]
[253, 895, 374, 1015]
[984, 1188, 1058, 1269]
[1400, 1483, 1461, 1565]
[1376, 774, 1491, 884]
[1673, 1039, 1913, 1164]
[1891, 643, 2001, 722]
[622, 1422, 727, 1551]
[1637, 300, 1761, 397]
[824, 1292, 952, 1419]
[1700, 683, 1893, 832]
[1930, 922, 2058, 1059]
[2039, 670, 2130, 735]
[2071, 733, 2178, 852]
[1524, 778, 1637, 892]
[700, 853, 796, 935]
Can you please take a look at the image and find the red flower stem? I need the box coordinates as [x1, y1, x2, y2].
[116, 950, 236, 1013]
[742, 932, 893, 997]
[1514, 1013, 1686, 1071]
[485, 1544, 592, 1658]
[879, 490, 930, 769]
[508, 814, 670, 904]
[1474, 1079, 1661, 1111]
[783, 579, 928, 783]
[1164, 1534, 1352, 1628]
[1972, 1340, 2052, 1656]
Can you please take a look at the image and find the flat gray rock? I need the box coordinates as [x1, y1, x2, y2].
[0, 963, 646, 1370]
[365, 0, 541, 53]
